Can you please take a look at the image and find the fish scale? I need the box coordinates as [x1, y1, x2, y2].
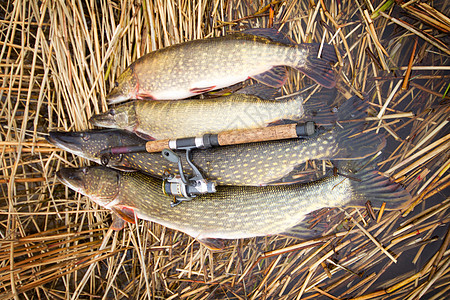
[63, 167, 355, 238]
[57, 166, 410, 249]
[91, 93, 305, 140]
[136, 35, 287, 98]
[106, 30, 339, 103]
[50, 96, 386, 186]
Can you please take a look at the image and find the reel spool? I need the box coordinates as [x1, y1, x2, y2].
[161, 148, 216, 207]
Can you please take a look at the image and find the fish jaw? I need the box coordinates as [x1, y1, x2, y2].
[89, 113, 118, 129]
[47, 132, 87, 159]
[90, 105, 137, 132]
[58, 167, 127, 223]
[57, 166, 121, 208]
[56, 167, 134, 226]
[107, 92, 132, 105]
[56, 168, 87, 196]
[107, 80, 138, 104]
[47, 130, 141, 166]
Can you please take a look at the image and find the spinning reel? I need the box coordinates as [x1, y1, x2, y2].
[161, 148, 216, 207]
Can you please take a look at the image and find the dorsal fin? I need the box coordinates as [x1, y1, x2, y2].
[242, 27, 295, 45]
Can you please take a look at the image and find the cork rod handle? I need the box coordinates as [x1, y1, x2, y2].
[145, 139, 170, 153]
[217, 124, 298, 145]
[145, 124, 299, 153]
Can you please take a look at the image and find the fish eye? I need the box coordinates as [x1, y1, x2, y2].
[109, 109, 116, 116]
[114, 81, 119, 88]
[82, 168, 89, 175]
[81, 133, 90, 141]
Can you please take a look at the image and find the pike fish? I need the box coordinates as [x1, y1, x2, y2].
[106, 28, 339, 104]
[49, 96, 386, 186]
[57, 165, 410, 249]
[91, 92, 306, 140]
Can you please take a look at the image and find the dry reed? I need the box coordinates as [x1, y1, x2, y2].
[0, 0, 449, 299]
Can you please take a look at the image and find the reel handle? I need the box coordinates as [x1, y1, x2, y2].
[145, 122, 316, 153]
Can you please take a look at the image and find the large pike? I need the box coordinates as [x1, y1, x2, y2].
[57, 165, 410, 249]
[106, 28, 339, 104]
[49, 96, 386, 186]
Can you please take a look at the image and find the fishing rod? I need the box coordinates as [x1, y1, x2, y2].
[100, 121, 316, 156]
[99, 121, 317, 206]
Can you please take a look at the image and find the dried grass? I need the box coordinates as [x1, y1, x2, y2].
[0, 0, 449, 299]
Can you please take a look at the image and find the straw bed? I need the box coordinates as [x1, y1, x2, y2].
[1, 0, 449, 299]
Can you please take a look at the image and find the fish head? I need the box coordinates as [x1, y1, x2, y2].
[47, 131, 89, 158]
[57, 166, 121, 208]
[107, 67, 138, 104]
[47, 129, 145, 165]
[90, 104, 138, 131]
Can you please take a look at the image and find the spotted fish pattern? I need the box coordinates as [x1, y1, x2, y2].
[106, 30, 339, 104]
[48, 95, 385, 186]
[57, 166, 410, 247]
[90, 93, 305, 140]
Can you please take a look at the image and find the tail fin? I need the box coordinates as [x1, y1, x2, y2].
[274, 87, 337, 126]
[294, 43, 338, 88]
[281, 170, 410, 240]
[348, 170, 411, 209]
[330, 127, 386, 160]
[336, 94, 369, 122]
[323, 95, 387, 160]
[302, 87, 337, 125]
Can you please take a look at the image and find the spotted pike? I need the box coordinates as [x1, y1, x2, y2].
[91, 92, 306, 140]
[106, 28, 339, 104]
[49, 96, 386, 186]
[57, 165, 410, 249]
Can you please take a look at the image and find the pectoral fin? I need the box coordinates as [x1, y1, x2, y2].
[136, 92, 155, 100]
[110, 212, 126, 231]
[111, 206, 136, 224]
[197, 237, 226, 251]
[190, 86, 217, 94]
[134, 131, 156, 141]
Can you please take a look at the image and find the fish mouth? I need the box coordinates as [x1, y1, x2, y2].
[106, 87, 131, 105]
[56, 168, 85, 194]
[46, 131, 85, 157]
[89, 114, 115, 128]
[106, 93, 129, 105]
